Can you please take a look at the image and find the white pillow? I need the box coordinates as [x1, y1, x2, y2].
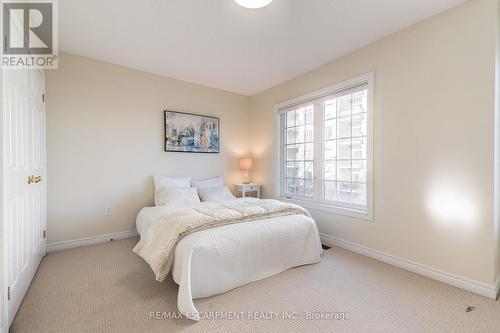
[155, 187, 201, 207]
[154, 176, 191, 206]
[198, 186, 235, 202]
[191, 176, 224, 190]
[154, 176, 191, 189]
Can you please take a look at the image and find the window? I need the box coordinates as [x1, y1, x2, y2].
[284, 106, 314, 197]
[276, 73, 373, 220]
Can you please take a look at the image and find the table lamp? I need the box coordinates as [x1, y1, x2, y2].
[239, 157, 253, 184]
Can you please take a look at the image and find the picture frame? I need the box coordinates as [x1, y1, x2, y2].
[164, 110, 220, 153]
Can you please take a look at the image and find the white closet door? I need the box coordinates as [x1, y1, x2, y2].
[3, 68, 46, 328]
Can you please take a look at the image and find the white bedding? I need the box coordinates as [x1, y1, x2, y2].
[136, 199, 322, 320]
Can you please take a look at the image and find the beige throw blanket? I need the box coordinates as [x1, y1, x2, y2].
[133, 198, 310, 281]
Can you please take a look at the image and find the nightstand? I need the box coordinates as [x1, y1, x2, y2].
[233, 183, 261, 199]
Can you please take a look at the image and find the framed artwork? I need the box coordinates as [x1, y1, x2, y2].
[164, 110, 220, 153]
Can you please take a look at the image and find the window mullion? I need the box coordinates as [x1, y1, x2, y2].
[281, 113, 286, 197]
[313, 101, 323, 201]
[350, 95, 353, 199]
[278, 113, 283, 197]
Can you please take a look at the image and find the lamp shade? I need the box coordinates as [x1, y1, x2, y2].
[239, 157, 253, 171]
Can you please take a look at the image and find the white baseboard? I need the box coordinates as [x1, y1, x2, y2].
[46, 230, 139, 253]
[320, 233, 499, 300]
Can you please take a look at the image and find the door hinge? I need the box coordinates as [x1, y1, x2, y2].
[7, 287, 11, 301]
[43, 230, 46, 239]
[42, 94, 45, 103]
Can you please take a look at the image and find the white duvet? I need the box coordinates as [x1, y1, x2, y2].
[136, 198, 322, 320]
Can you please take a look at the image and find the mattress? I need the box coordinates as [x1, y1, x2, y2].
[136, 200, 322, 320]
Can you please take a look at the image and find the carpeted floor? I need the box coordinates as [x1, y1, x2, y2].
[10, 238, 500, 333]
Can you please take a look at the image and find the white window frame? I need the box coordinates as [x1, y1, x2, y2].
[275, 72, 374, 221]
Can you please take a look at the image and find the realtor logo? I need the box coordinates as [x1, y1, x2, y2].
[2, 0, 58, 69]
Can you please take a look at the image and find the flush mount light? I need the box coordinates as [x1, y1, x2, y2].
[234, 0, 273, 9]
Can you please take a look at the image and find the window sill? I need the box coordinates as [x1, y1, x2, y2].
[277, 196, 373, 222]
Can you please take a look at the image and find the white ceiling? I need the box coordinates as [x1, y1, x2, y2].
[60, 0, 465, 96]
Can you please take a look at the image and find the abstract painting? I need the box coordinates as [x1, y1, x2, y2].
[164, 110, 220, 153]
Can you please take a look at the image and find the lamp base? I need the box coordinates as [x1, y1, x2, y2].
[242, 171, 251, 185]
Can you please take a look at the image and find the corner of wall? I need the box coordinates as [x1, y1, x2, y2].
[0, 69, 4, 330]
[494, 0, 500, 285]
[248, 92, 273, 197]
[0, 64, 5, 328]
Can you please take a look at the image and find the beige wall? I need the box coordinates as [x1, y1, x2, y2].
[46, 53, 251, 243]
[495, 0, 500, 283]
[250, 0, 498, 285]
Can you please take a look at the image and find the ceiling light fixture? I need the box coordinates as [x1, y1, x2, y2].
[234, 0, 273, 9]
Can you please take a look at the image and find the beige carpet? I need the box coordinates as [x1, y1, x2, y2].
[10, 238, 500, 333]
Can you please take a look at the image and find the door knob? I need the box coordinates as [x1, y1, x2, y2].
[27, 175, 42, 184]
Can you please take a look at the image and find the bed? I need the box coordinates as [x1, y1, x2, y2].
[134, 177, 322, 320]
